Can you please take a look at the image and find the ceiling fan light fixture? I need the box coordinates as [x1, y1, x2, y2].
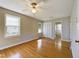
[32, 8, 37, 13]
[31, 2, 37, 13]
[31, 2, 37, 6]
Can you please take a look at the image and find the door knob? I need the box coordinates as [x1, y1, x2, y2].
[75, 40, 79, 43]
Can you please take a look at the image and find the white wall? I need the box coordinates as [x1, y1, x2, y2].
[70, 0, 79, 58]
[77, 0, 79, 40]
[70, 0, 77, 42]
[43, 17, 70, 41]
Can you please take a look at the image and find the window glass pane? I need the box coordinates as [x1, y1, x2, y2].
[6, 14, 20, 26]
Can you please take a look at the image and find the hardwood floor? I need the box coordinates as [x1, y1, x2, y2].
[0, 38, 72, 58]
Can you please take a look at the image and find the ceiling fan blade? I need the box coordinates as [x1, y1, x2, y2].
[21, 7, 32, 12]
[21, 9, 28, 11]
[25, 0, 31, 3]
[38, 6, 47, 10]
[33, 0, 36, 2]
[37, 0, 49, 4]
[42, 0, 48, 3]
[16, 0, 31, 7]
[24, 0, 34, 7]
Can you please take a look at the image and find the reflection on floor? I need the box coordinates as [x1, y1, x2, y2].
[0, 38, 72, 58]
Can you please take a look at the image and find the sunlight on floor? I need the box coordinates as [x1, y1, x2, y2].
[55, 40, 62, 50]
[9, 53, 21, 58]
[37, 39, 42, 48]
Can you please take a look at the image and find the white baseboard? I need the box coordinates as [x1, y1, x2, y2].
[46, 37, 71, 42]
[62, 39, 71, 42]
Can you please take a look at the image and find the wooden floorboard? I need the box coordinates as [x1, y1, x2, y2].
[0, 38, 72, 58]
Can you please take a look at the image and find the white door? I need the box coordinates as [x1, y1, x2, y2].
[71, 0, 79, 57]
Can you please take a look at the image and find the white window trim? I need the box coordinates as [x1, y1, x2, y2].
[5, 14, 20, 37]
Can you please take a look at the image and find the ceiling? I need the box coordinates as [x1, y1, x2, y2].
[0, 0, 74, 21]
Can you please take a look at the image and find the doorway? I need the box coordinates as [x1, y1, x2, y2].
[38, 23, 42, 38]
[55, 22, 62, 39]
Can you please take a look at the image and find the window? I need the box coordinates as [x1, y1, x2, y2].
[5, 14, 20, 37]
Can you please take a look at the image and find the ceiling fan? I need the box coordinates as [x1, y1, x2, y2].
[30, 1, 39, 13]
[22, 0, 48, 13]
